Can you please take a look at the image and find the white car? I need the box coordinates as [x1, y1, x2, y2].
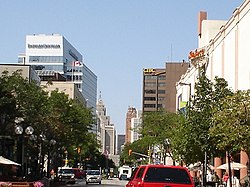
[86, 170, 102, 184]
[58, 167, 76, 184]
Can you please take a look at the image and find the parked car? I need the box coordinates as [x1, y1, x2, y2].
[58, 167, 76, 184]
[126, 164, 194, 187]
[72, 168, 86, 179]
[86, 170, 102, 184]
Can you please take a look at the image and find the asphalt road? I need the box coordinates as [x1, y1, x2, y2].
[61, 178, 128, 187]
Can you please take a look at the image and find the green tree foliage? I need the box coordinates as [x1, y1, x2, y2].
[121, 110, 184, 165]
[0, 71, 100, 166]
[210, 90, 250, 154]
[120, 139, 150, 166]
[140, 111, 182, 146]
[172, 67, 233, 164]
[0, 71, 19, 135]
[0, 70, 49, 136]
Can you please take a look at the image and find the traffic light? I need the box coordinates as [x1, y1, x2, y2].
[128, 149, 132, 156]
[147, 149, 151, 157]
[77, 147, 81, 154]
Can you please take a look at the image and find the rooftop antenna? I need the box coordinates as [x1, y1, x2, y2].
[170, 44, 173, 62]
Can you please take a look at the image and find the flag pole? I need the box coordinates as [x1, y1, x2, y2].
[72, 61, 74, 82]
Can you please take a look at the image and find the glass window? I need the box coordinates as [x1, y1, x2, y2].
[158, 83, 166, 87]
[144, 97, 156, 101]
[145, 90, 156, 94]
[157, 104, 163, 108]
[144, 168, 191, 184]
[130, 167, 139, 180]
[29, 56, 63, 63]
[145, 82, 156, 87]
[158, 90, 165, 94]
[136, 167, 145, 179]
[144, 104, 156, 108]
[158, 75, 166, 80]
[145, 75, 157, 80]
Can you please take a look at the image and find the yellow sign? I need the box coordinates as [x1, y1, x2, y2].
[143, 68, 155, 73]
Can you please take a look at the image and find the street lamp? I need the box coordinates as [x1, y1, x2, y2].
[152, 71, 166, 111]
[47, 139, 56, 178]
[15, 125, 34, 178]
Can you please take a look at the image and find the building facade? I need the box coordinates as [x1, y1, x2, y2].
[125, 107, 137, 144]
[142, 63, 189, 113]
[96, 93, 116, 157]
[130, 110, 142, 143]
[0, 64, 40, 85]
[176, 0, 250, 179]
[18, 34, 97, 111]
[117, 134, 125, 155]
[41, 81, 87, 106]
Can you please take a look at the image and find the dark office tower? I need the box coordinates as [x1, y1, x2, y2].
[142, 62, 189, 113]
[117, 134, 125, 155]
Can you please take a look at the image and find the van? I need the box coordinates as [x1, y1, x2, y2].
[126, 164, 194, 187]
[118, 165, 132, 180]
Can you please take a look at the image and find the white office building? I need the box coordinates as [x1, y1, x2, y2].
[18, 34, 97, 111]
[96, 93, 117, 157]
[130, 110, 142, 143]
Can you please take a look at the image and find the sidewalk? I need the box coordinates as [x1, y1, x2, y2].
[101, 177, 128, 185]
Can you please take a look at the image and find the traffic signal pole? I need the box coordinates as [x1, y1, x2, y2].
[129, 151, 150, 158]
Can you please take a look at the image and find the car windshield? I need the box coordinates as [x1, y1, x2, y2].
[144, 168, 191, 184]
[59, 169, 74, 174]
[87, 170, 100, 175]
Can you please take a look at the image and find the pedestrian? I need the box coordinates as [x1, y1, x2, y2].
[207, 170, 213, 182]
[223, 172, 229, 186]
[227, 175, 240, 187]
[212, 171, 220, 182]
[50, 169, 55, 179]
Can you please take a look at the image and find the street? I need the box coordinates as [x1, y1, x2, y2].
[62, 178, 128, 187]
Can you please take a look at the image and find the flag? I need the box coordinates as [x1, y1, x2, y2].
[72, 61, 82, 67]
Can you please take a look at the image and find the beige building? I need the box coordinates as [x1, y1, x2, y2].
[41, 81, 87, 106]
[0, 64, 40, 85]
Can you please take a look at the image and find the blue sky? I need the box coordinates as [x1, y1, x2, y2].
[0, 0, 243, 134]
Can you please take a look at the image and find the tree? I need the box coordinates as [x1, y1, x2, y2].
[210, 90, 250, 184]
[0, 71, 98, 170]
[0, 70, 51, 134]
[173, 66, 233, 164]
[122, 110, 185, 165]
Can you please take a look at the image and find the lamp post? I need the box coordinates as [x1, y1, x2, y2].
[15, 125, 34, 178]
[163, 139, 171, 165]
[39, 134, 46, 178]
[47, 139, 56, 178]
[152, 71, 166, 111]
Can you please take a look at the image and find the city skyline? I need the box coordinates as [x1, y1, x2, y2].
[0, 0, 243, 134]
